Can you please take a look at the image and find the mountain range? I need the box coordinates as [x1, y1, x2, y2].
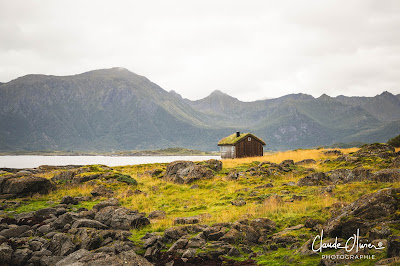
[1, 67, 400, 152]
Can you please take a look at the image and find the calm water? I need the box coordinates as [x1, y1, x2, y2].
[0, 155, 221, 169]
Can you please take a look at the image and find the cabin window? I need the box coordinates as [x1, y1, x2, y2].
[248, 137, 251, 141]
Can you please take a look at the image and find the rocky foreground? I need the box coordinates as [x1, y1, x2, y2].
[0, 144, 399, 265]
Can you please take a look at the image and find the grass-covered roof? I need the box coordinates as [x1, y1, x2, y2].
[218, 133, 266, 146]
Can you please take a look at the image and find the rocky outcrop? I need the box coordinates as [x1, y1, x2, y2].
[55, 249, 152, 266]
[0, 198, 152, 266]
[372, 169, 400, 182]
[140, 217, 275, 264]
[164, 161, 214, 184]
[295, 159, 316, 165]
[354, 143, 395, 157]
[297, 167, 400, 186]
[324, 188, 400, 238]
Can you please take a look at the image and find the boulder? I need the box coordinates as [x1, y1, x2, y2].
[295, 159, 316, 165]
[182, 248, 197, 258]
[279, 160, 295, 168]
[51, 170, 76, 182]
[202, 159, 223, 172]
[165, 161, 195, 179]
[54, 249, 91, 266]
[174, 216, 200, 225]
[249, 218, 276, 232]
[73, 173, 100, 184]
[71, 219, 108, 230]
[226, 171, 240, 180]
[94, 206, 150, 230]
[60, 195, 79, 205]
[52, 212, 78, 230]
[0, 176, 53, 197]
[323, 150, 343, 156]
[0, 242, 13, 264]
[34, 207, 58, 220]
[44, 233, 76, 257]
[297, 172, 330, 186]
[168, 237, 188, 252]
[55, 249, 152, 266]
[232, 222, 260, 243]
[148, 210, 166, 220]
[325, 168, 371, 184]
[220, 228, 242, 244]
[164, 161, 213, 184]
[388, 235, 400, 258]
[0, 225, 30, 238]
[93, 198, 119, 210]
[187, 233, 206, 248]
[12, 248, 32, 266]
[231, 200, 246, 206]
[145, 168, 164, 178]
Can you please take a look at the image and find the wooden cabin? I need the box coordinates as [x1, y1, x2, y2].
[218, 132, 266, 159]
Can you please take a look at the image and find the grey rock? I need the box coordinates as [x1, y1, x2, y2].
[231, 200, 246, 206]
[91, 185, 114, 197]
[52, 212, 77, 229]
[0, 242, 12, 264]
[94, 206, 150, 230]
[148, 210, 166, 220]
[168, 237, 188, 252]
[55, 249, 91, 266]
[1, 176, 53, 196]
[182, 248, 197, 258]
[60, 195, 78, 205]
[71, 219, 108, 229]
[0, 224, 30, 238]
[93, 198, 119, 210]
[173, 216, 200, 225]
[12, 248, 32, 266]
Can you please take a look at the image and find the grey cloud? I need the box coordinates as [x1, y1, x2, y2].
[0, 0, 399, 101]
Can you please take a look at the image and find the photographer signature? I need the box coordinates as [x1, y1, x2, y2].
[312, 229, 385, 253]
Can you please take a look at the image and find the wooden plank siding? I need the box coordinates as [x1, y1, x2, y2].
[234, 135, 263, 158]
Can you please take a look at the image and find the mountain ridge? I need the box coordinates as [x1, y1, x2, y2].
[1, 68, 399, 151]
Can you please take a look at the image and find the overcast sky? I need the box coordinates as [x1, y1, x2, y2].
[1, 0, 400, 101]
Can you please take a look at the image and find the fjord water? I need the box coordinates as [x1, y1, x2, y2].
[0, 155, 221, 169]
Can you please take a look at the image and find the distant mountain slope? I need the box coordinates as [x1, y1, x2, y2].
[1, 67, 399, 151]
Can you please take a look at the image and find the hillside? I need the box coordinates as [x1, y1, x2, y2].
[1, 67, 400, 152]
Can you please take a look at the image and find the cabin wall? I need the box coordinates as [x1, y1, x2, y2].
[234, 136, 263, 158]
[220, 145, 235, 159]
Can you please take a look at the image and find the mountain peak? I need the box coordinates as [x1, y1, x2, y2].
[379, 91, 394, 97]
[318, 93, 332, 100]
[169, 90, 183, 99]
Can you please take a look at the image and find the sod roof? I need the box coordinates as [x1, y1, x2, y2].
[217, 133, 266, 146]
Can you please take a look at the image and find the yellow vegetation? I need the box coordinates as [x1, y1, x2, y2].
[221, 148, 358, 169]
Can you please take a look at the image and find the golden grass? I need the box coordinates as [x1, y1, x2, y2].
[221, 148, 359, 169]
[48, 184, 94, 200]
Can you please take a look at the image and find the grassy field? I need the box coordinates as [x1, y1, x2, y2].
[6, 146, 399, 265]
